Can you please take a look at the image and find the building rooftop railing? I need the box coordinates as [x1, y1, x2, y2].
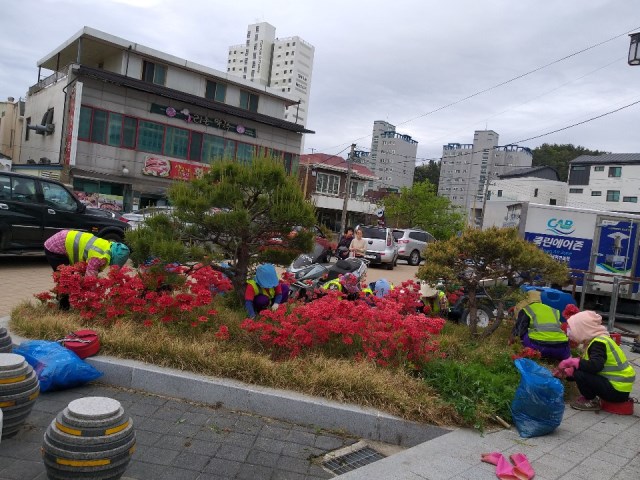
[28, 71, 68, 96]
[443, 143, 474, 150]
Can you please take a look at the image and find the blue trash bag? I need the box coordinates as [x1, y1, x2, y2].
[511, 358, 564, 438]
[14, 340, 102, 393]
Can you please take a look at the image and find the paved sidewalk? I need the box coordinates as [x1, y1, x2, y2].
[0, 256, 53, 317]
[0, 383, 358, 480]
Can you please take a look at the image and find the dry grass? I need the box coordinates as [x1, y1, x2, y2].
[10, 302, 461, 426]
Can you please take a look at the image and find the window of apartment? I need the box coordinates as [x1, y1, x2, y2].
[549, 199, 557, 205]
[569, 188, 583, 194]
[594, 166, 604, 172]
[497, 190, 502, 197]
[623, 196, 638, 203]
[142, 60, 167, 85]
[255, 25, 259, 32]
[606, 190, 620, 202]
[534, 188, 538, 197]
[350, 181, 365, 198]
[239, 91, 259, 112]
[316, 173, 340, 195]
[591, 191, 602, 196]
[137, 120, 164, 154]
[608, 166, 622, 177]
[205, 80, 226, 103]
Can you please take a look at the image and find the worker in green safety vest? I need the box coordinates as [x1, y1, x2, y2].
[558, 310, 636, 411]
[510, 301, 570, 361]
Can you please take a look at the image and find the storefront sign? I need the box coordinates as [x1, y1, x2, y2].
[150, 103, 256, 138]
[142, 156, 210, 181]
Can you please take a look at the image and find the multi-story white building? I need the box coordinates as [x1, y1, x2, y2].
[482, 166, 567, 229]
[567, 154, 640, 213]
[228, 22, 314, 126]
[0, 97, 25, 162]
[16, 26, 312, 212]
[364, 120, 417, 192]
[437, 130, 532, 225]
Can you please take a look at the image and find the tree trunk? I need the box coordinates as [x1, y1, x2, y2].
[481, 300, 505, 338]
[233, 242, 251, 305]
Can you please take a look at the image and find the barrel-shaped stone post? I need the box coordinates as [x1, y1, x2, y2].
[0, 327, 12, 353]
[42, 396, 136, 480]
[0, 352, 40, 438]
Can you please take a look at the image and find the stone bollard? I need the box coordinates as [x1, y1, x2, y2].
[42, 397, 136, 480]
[0, 352, 40, 438]
[0, 327, 12, 353]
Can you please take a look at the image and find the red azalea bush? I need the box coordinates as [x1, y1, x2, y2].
[241, 283, 445, 366]
[37, 263, 232, 327]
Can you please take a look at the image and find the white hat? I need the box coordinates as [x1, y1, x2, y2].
[420, 281, 438, 297]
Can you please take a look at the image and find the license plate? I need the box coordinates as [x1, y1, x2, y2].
[365, 254, 376, 260]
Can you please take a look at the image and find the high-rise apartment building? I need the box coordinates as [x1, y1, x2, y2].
[362, 120, 417, 191]
[228, 22, 314, 126]
[437, 130, 532, 225]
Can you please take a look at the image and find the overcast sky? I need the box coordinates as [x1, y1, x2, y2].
[1, 0, 639, 164]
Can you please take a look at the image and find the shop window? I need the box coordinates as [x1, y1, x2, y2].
[239, 91, 259, 112]
[164, 126, 189, 159]
[78, 107, 91, 140]
[142, 60, 167, 85]
[205, 80, 226, 102]
[202, 134, 235, 162]
[236, 142, 255, 164]
[107, 113, 122, 147]
[122, 117, 137, 148]
[137, 120, 164, 154]
[91, 110, 108, 144]
[189, 132, 203, 162]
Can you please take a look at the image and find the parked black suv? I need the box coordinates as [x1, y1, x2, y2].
[0, 171, 129, 254]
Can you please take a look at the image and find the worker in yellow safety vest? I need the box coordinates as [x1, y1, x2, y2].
[419, 282, 448, 316]
[558, 310, 636, 411]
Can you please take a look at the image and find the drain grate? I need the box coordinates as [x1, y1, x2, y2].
[323, 445, 386, 474]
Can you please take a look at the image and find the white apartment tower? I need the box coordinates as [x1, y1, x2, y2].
[365, 120, 418, 191]
[228, 22, 315, 126]
[437, 130, 532, 225]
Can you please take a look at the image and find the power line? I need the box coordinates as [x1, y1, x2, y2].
[317, 24, 640, 154]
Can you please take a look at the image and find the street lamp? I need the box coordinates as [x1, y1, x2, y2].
[628, 33, 640, 66]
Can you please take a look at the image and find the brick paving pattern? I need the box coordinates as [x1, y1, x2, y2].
[0, 383, 356, 480]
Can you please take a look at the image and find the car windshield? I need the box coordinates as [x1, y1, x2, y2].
[359, 227, 386, 240]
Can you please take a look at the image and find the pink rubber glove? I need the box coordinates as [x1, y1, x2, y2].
[563, 366, 575, 377]
[558, 357, 580, 370]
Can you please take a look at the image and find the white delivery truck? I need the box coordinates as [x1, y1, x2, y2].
[516, 203, 640, 317]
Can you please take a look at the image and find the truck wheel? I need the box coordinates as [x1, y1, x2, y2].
[101, 232, 124, 242]
[408, 250, 421, 266]
[461, 305, 493, 328]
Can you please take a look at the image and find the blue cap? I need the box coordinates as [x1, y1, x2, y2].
[374, 279, 391, 298]
[110, 242, 130, 267]
[255, 264, 279, 288]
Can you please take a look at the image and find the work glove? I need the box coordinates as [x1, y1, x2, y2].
[271, 303, 280, 312]
[558, 357, 580, 370]
[558, 357, 579, 377]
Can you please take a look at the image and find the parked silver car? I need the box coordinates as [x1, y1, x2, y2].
[355, 225, 398, 270]
[393, 228, 435, 266]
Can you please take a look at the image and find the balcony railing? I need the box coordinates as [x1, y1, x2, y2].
[28, 71, 68, 96]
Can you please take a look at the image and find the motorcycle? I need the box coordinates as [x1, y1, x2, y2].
[286, 255, 368, 301]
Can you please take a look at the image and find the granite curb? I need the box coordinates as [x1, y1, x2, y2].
[0, 316, 449, 449]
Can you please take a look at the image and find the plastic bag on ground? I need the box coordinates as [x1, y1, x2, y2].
[14, 340, 102, 392]
[511, 358, 564, 438]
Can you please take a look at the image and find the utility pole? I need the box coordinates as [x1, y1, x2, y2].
[340, 144, 356, 232]
[303, 148, 315, 198]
